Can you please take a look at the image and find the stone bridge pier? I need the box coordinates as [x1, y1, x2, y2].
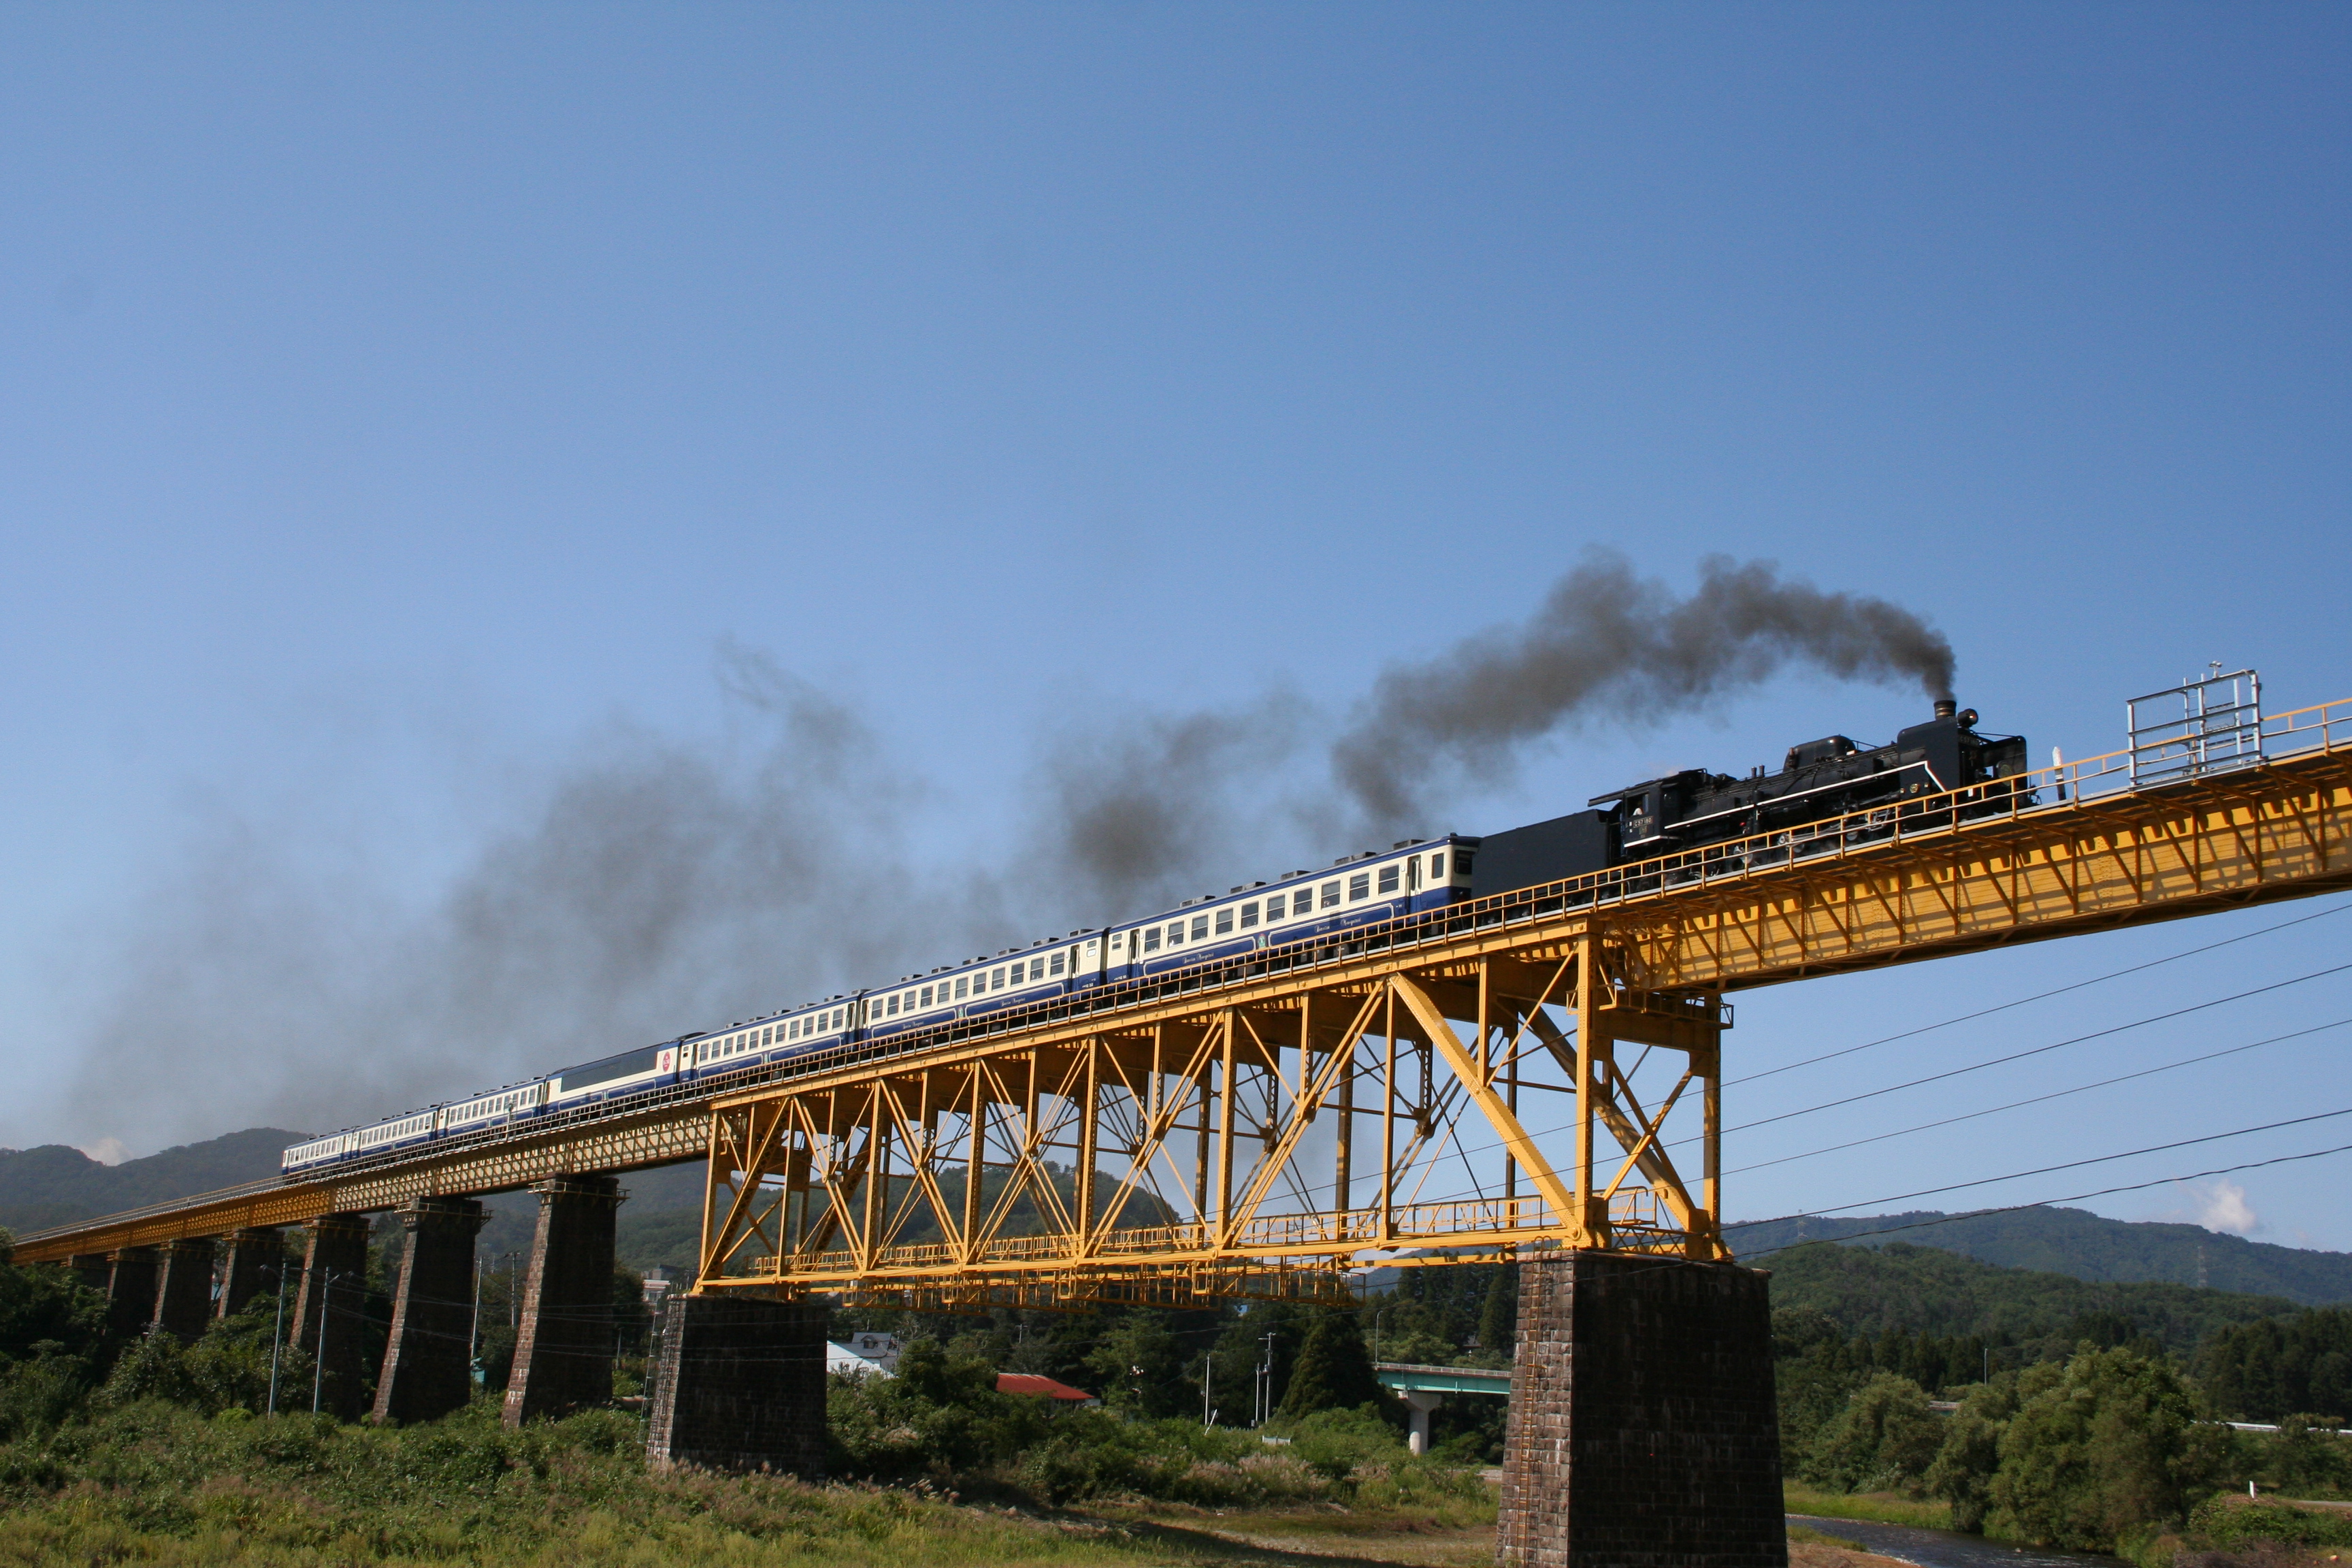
[1499, 1250, 1785, 1568]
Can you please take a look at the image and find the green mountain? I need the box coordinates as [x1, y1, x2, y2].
[1767, 1239, 2302, 1352]
[1729, 1205, 2352, 1307]
[0, 1130, 301, 1235]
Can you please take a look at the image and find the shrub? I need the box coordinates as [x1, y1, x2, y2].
[1806, 1372, 1942, 1494]
[1989, 1344, 2230, 1551]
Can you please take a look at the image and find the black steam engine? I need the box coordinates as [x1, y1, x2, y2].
[1473, 699, 2030, 898]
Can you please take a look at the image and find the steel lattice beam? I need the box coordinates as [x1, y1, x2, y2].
[12, 706, 2349, 1281]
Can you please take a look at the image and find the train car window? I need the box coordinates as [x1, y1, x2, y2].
[1190, 915, 1209, 941]
[886, 994, 899, 1017]
[1215, 907, 1234, 935]
[1143, 928, 1161, 951]
[1049, 951, 1065, 976]
[954, 975, 969, 999]
[1166, 921, 1183, 946]
[1026, 959, 1041, 982]
[1378, 864, 1401, 894]
[1322, 881, 1341, 908]
[992, 967, 1007, 990]
[1240, 902, 1258, 928]
[831, 1007, 845, 1030]
[1349, 872, 1371, 901]
[1455, 850, 1474, 874]
[920, 985, 932, 1007]
[1264, 894, 1284, 920]
[1430, 853, 1446, 879]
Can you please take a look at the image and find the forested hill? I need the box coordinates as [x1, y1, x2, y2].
[0, 1130, 300, 1235]
[1767, 1239, 2303, 1352]
[1730, 1205, 2352, 1307]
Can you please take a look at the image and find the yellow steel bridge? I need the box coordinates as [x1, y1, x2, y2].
[16, 691, 2352, 1314]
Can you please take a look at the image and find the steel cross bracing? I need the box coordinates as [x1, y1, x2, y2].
[694, 700, 2352, 1308]
[12, 696, 2351, 1277]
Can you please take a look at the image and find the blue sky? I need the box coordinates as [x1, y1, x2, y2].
[3, 5, 2347, 1247]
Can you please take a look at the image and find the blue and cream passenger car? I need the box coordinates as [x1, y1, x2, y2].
[281, 838, 1478, 1177]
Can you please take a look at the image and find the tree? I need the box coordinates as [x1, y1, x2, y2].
[1083, 1313, 1185, 1417]
[1277, 1309, 1385, 1420]
[1806, 1373, 1944, 1494]
[1926, 1368, 2049, 1533]
[1990, 1344, 2229, 1551]
[0, 1241, 107, 1365]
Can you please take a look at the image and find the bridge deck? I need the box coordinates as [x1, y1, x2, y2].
[14, 696, 2349, 1285]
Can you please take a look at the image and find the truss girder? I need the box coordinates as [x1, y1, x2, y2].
[13, 740, 2348, 1274]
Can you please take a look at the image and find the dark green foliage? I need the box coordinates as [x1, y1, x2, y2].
[2187, 1494, 2352, 1549]
[0, 1235, 107, 1365]
[1373, 1260, 1514, 1365]
[1736, 1205, 2352, 1307]
[1769, 1240, 2300, 1353]
[1987, 1344, 2231, 1552]
[1925, 1374, 2030, 1533]
[96, 1303, 306, 1418]
[2195, 1308, 2352, 1422]
[2255, 1414, 2352, 1498]
[1011, 1406, 1472, 1508]
[828, 1339, 1052, 1482]
[0, 1130, 303, 1234]
[1773, 1303, 1995, 1462]
[1804, 1373, 1943, 1494]
[1277, 1309, 1384, 1420]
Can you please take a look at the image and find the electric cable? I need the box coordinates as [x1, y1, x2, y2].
[1727, 894, 2352, 1087]
[1720, 1102, 2352, 1230]
[1721, 1014, 2352, 1177]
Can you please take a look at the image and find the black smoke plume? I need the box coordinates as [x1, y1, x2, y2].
[1329, 551, 1956, 832]
[50, 558, 1953, 1155]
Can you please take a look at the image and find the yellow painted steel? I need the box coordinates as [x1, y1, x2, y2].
[12, 698, 2350, 1296]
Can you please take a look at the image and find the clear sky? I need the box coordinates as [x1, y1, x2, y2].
[3, 5, 2347, 1247]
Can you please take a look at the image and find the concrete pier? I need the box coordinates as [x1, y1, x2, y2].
[103, 1246, 160, 1339]
[217, 1228, 283, 1319]
[504, 1175, 624, 1426]
[289, 1213, 374, 1420]
[1497, 1250, 1785, 1568]
[372, 1197, 486, 1425]
[152, 1237, 217, 1342]
[644, 1295, 826, 1475]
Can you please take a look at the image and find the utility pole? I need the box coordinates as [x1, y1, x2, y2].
[265, 1260, 287, 1417]
[1255, 1331, 1278, 1426]
[1201, 1350, 1215, 1429]
[310, 1268, 334, 1416]
[470, 1251, 483, 1384]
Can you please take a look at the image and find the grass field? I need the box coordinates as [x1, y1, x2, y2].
[1781, 1484, 1953, 1529]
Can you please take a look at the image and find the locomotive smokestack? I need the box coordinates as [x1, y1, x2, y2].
[1933, 698, 1957, 720]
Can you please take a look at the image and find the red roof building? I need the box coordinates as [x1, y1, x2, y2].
[995, 1373, 1098, 1406]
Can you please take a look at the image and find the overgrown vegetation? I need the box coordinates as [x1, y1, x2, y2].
[0, 1229, 1484, 1562]
[1775, 1275, 2352, 1561]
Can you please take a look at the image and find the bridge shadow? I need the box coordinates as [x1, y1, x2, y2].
[1064, 1510, 1490, 1567]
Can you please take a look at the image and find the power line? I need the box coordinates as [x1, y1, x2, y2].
[1740, 1139, 2352, 1263]
[1722, 1103, 2352, 1230]
[1714, 958, 2352, 1139]
[1727, 894, 2352, 1088]
[1722, 1015, 2352, 1177]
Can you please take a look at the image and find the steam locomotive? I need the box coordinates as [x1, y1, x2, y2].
[1469, 697, 2030, 896]
[283, 698, 2025, 1175]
